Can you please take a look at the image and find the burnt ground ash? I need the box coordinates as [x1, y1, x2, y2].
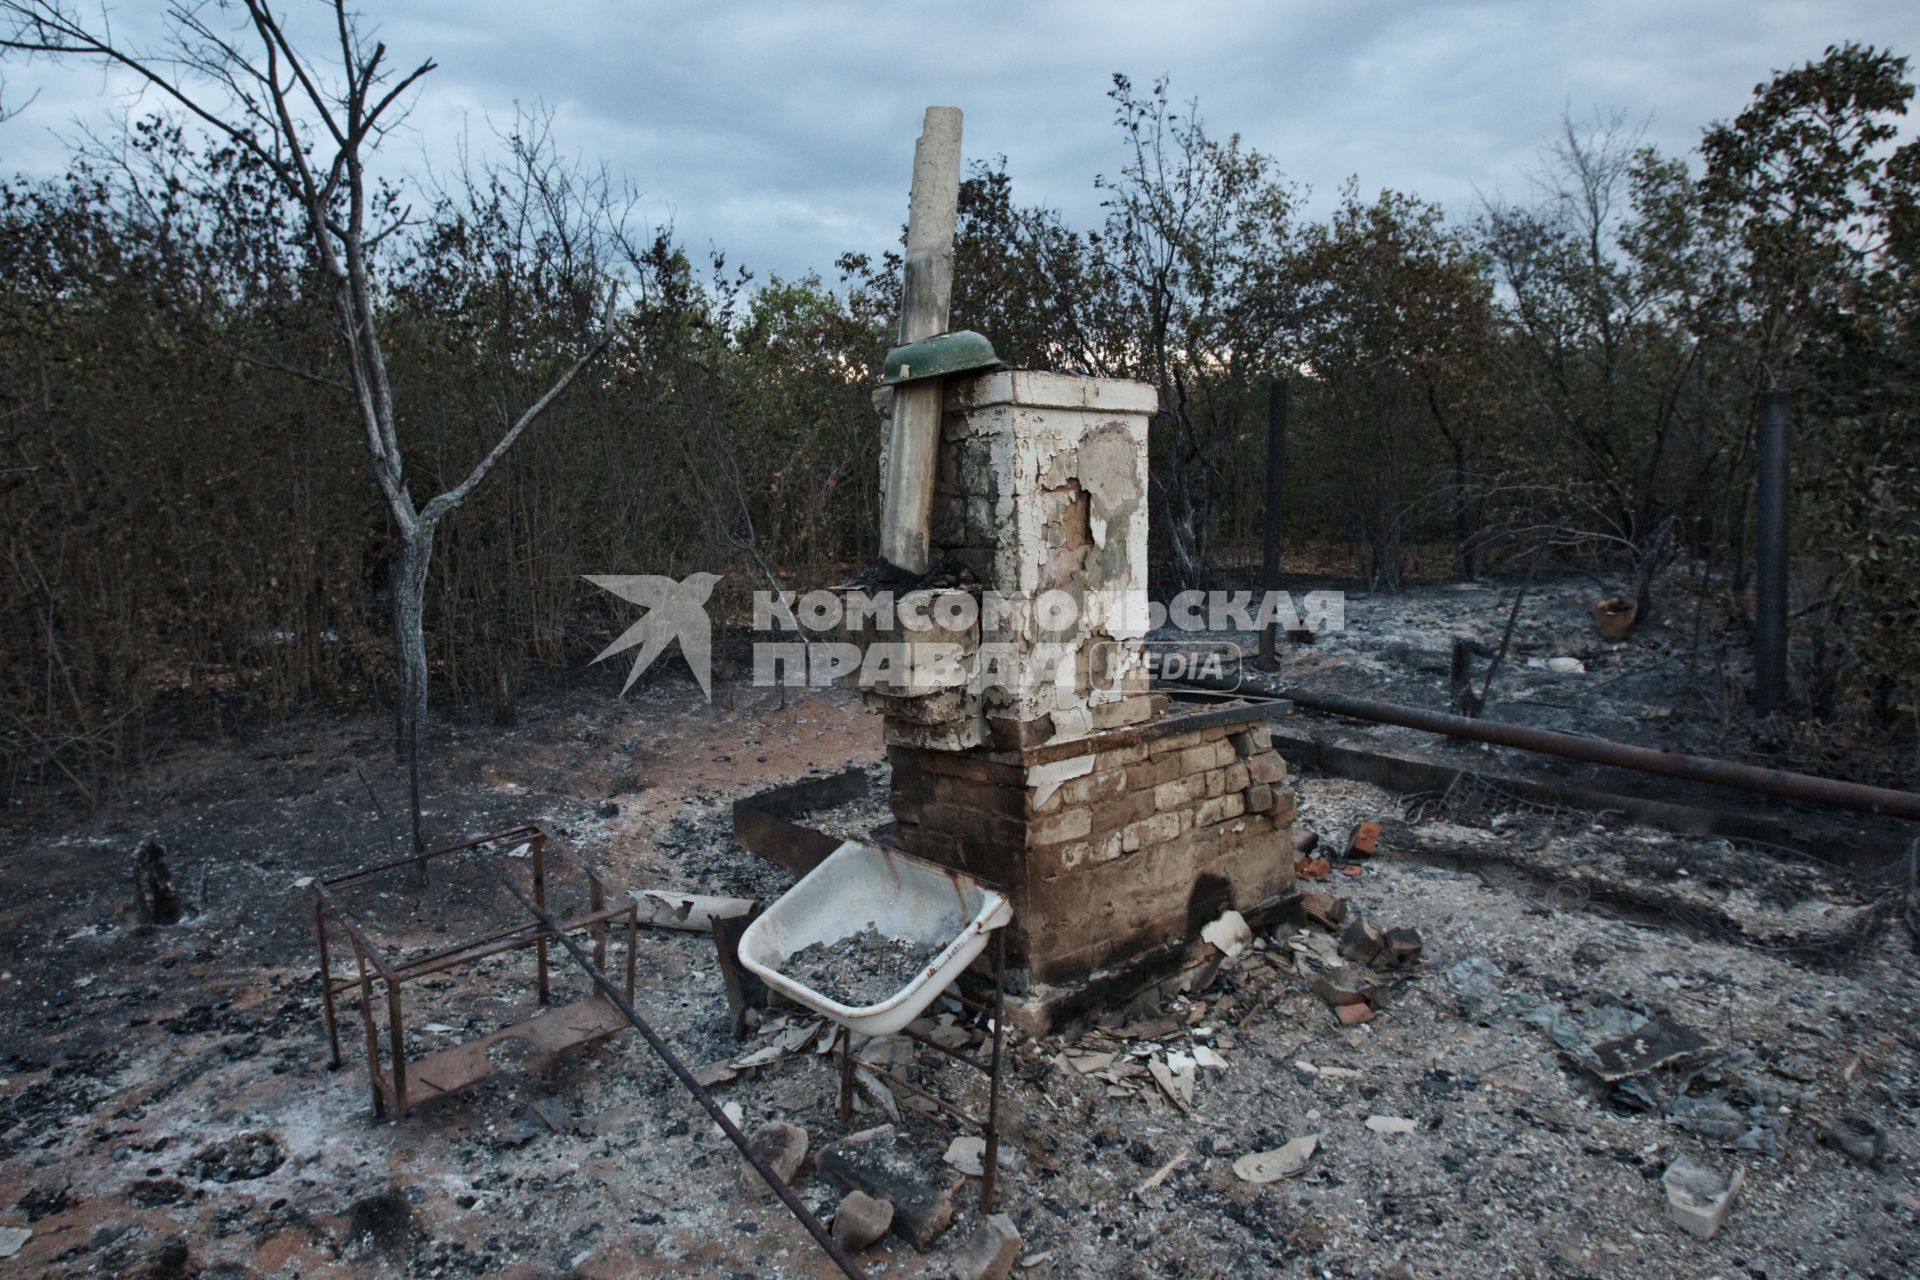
[1192, 570, 1916, 804]
[785, 927, 941, 1008]
[0, 596, 1912, 1278]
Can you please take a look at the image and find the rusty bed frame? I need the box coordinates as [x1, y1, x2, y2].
[312, 823, 638, 1118]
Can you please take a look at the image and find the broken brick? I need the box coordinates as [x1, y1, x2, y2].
[741, 1121, 808, 1190]
[1246, 753, 1287, 785]
[1298, 889, 1348, 929]
[1384, 927, 1424, 966]
[1346, 820, 1382, 857]
[953, 1212, 1023, 1280]
[1309, 969, 1379, 1008]
[831, 1190, 893, 1251]
[1336, 917, 1387, 965]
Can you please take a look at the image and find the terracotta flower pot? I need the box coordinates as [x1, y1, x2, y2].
[1593, 596, 1637, 640]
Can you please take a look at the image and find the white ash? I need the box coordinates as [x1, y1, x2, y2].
[786, 924, 941, 1007]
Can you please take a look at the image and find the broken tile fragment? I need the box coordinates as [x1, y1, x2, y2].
[691, 1062, 737, 1089]
[944, 1134, 986, 1176]
[725, 1043, 787, 1074]
[1586, 1014, 1709, 1082]
[1663, 1156, 1744, 1240]
[1290, 930, 1343, 969]
[1200, 909, 1252, 957]
[1232, 1133, 1320, 1183]
[1148, 1052, 1196, 1108]
[925, 1021, 972, 1049]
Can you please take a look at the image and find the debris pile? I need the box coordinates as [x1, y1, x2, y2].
[1284, 889, 1423, 1026]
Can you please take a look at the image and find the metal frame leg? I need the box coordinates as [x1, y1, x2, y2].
[836, 1024, 855, 1125]
[314, 897, 343, 1069]
[352, 949, 383, 1118]
[532, 836, 551, 1005]
[386, 983, 409, 1117]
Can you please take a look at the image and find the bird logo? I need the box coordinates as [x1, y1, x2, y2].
[583, 572, 723, 700]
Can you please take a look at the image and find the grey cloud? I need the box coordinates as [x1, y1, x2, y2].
[4, 0, 1915, 280]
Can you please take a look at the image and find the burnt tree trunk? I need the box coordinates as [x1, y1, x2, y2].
[392, 524, 434, 853]
[133, 836, 184, 925]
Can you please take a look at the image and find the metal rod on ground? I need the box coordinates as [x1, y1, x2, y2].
[1177, 678, 1920, 821]
[1257, 378, 1288, 669]
[1754, 389, 1791, 716]
[878, 106, 964, 578]
[479, 859, 865, 1280]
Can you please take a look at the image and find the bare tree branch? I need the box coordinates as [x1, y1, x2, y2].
[421, 285, 619, 524]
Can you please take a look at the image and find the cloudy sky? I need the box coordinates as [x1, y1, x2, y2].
[5, 0, 1917, 282]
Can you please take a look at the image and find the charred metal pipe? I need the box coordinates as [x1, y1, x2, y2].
[1187, 680, 1920, 822]
[481, 860, 865, 1279]
[1754, 390, 1791, 716]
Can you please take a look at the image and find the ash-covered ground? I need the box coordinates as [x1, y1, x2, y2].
[1196, 572, 1733, 753]
[0, 583, 1915, 1278]
[1179, 570, 1904, 792]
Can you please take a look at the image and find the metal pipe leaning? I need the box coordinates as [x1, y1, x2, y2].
[480, 859, 866, 1279]
[1195, 680, 1920, 822]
